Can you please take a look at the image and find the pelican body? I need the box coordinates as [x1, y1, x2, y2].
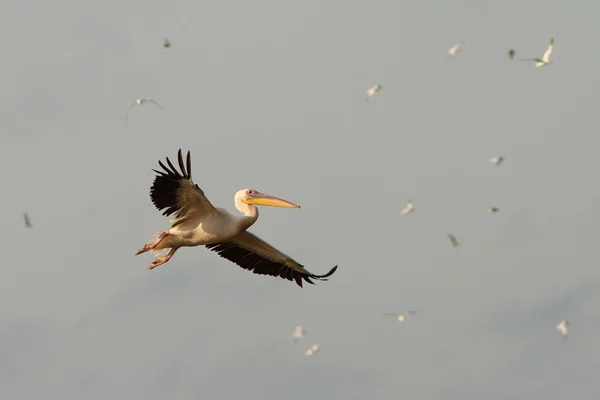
[135, 149, 338, 288]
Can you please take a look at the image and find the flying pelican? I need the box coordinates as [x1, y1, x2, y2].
[135, 149, 338, 288]
[124, 97, 164, 122]
[305, 344, 319, 356]
[366, 84, 382, 101]
[23, 212, 32, 228]
[382, 310, 416, 322]
[292, 326, 305, 342]
[162, 38, 171, 49]
[556, 320, 569, 339]
[489, 156, 504, 166]
[448, 41, 464, 57]
[518, 38, 554, 67]
[488, 206, 499, 213]
[447, 233, 459, 247]
[508, 49, 516, 60]
[401, 199, 415, 216]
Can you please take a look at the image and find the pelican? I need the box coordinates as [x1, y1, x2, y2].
[305, 344, 319, 356]
[447, 233, 459, 247]
[401, 199, 415, 216]
[448, 41, 464, 57]
[292, 326, 305, 342]
[162, 38, 171, 49]
[366, 84, 382, 101]
[383, 310, 416, 322]
[508, 49, 516, 60]
[518, 38, 554, 67]
[23, 212, 32, 228]
[490, 156, 504, 166]
[488, 206, 499, 213]
[135, 149, 338, 288]
[124, 97, 164, 122]
[556, 320, 569, 339]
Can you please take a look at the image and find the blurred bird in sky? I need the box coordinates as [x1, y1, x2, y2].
[518, 38, 554, 67]
[448, 233, 459, 248]
[401, 199, 415, 215]
[557, 320, 569, 339]
[124, 98, 164, 122]
[305, 344, 320, 356]
[448, 41, 464, 57]
[366, 84, 382, 101]
[292, 326, 305, 342]
[23, 213, 32, 228]
[490, 156, 504, 166]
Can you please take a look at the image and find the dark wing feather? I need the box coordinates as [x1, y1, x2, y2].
[205, 231, 338, 288]
[149, 149, 218, 226]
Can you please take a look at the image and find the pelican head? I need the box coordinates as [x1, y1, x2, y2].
[239, 189, 300, 208]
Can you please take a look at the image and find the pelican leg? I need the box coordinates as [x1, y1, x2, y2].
[135, 231, 170, 256]
[148, 247, 179, 270]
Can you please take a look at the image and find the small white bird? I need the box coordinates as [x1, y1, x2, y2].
[305, 344, 320, 356]
[489, 156, 504, 166]
[556, 320, 569, 339]
[488, 206, 499, 213]
[292, 326, 305, 342]
[162, 38, 171, 49]
[447, 233, 459, 247]
[448, 41, 464, 57]
[366, 84, 382, 101]
[124, 98, 165, 122]
[383, 310, 416, 322]
[518, 38, 554, 67]
[23, 212, 32, 228]
[401, 199, 415, 215]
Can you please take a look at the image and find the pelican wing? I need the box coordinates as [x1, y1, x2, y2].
[205, 231, 338, 288]
[150, 149, 218, 227]
[382, 312, 400, 317]
[542, 38, 554, 62]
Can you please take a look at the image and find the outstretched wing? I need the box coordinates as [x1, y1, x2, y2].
[382, 312, 400, 318]
[542, 38, 554, 62]
[146, 98, 165, 109]
[150, 149, 218, 227]
[205, 231, 338, 288]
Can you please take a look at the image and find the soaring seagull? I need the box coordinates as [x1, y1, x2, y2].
[518, 38, 554, 67]
[135, 149, 338, 288]
[401, 199, 415, 216]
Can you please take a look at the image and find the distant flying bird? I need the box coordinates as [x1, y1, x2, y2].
[448, 41, 464, 57]
[489, 156, 504, 166]
[401, 199, 415, 215]
[23, 213, 32, 228]
[135, 149, 338, 287]
[292, 326, 305, 342]
[518, 38, 554, 67]
[305, 344, 320, 356]
[488, 206, 499, 213]
[124, 98, 164, 122]
[383, 310, 416, 322]
[508, 49, 516, 60]
[366, 84, 382, 101]
[557, 320, 569, 339]
[162, 38, 171, 49]
[447, 233, 459, 247]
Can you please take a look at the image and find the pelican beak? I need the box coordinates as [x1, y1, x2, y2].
[244, 192, 300, 208]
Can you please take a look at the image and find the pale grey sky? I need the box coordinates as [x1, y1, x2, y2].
[1, 0, 600, 398]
